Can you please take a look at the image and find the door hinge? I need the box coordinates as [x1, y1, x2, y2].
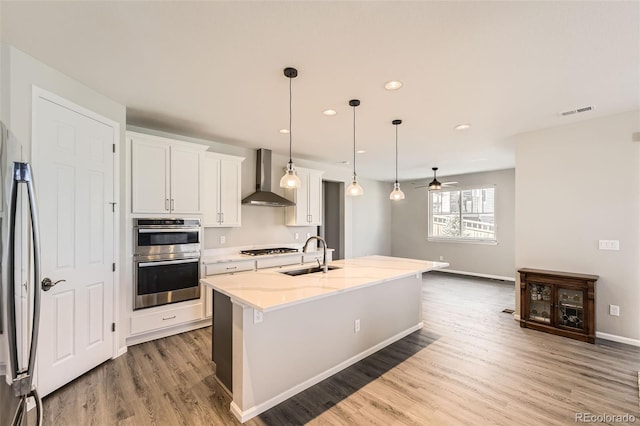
[109, 202, 117, 212]
[111, 323, 116, 332]
[112, 263, 116, 272]
[112, 143, 116, 153]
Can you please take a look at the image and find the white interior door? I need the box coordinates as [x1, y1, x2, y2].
[33, 92, 116, 397]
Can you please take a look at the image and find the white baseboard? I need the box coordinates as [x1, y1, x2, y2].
[513, 314, 521, 321]
[230, 322, 424, 423]
[436, 269, 515, 282]
[125, 319, 210, 347]
[596, 331, 640, 347]
[116, 346, 128, 358]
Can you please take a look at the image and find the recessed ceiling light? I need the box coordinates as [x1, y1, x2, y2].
[356, 150, 366, 154]
[279, 128, 290, 134]
[454, 123, 471, 131]
[384, 80, 403, 91]
[323, 109, 337, 116]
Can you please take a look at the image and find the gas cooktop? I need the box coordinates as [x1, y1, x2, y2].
[240, 247, 299, 256]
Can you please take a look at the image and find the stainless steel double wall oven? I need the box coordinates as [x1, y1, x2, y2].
[133, 218, 201, 310]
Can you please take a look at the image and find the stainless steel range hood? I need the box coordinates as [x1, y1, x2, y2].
[241, 148, 295, 207]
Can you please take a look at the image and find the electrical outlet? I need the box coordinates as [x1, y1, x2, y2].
[439, 255, 444, 261]
[306, 232, 311, 239]
[253, 309, 264, 324]
[219, 235, 226, 245]
[598, 240, 620, 251]
[354, 319, 360, 333]
[295, 232, 299, 240]
[609, 305, 620, 316]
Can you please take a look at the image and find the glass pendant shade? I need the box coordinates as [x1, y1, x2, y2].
[390, 182, 405, 200]
[346, 175, 364, 197]
[280, 161, 301, 188]
[280, 67, 301, 189]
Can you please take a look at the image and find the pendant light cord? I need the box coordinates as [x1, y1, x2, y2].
[288, 75, 293, 165]
[352, 104, 356, 178]
[395, 125, 398, 184]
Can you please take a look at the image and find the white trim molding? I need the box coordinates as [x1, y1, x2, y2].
[596, 332, 640, 347]
[125, 319, 210, 347]
[437, 268, 515, 282]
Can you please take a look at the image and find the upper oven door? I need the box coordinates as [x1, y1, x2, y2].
[134, 226, 201, 255]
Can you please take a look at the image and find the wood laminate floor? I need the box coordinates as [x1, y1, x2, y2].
[41, 272, 640, 425]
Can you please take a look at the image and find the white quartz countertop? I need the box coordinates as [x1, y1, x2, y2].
[200, 255, 448, 312]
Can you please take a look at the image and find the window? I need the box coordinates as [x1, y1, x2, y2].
[429, 186, 496, 243]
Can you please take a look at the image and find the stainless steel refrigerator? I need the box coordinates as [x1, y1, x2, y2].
[0, 121, 43, 426]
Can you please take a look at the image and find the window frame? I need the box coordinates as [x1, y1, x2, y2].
[427, 184, 498, 245]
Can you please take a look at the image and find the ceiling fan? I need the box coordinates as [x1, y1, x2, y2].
[413, 167, 458, 189]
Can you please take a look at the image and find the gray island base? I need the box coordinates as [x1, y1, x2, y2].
[200, 255, 448, 422]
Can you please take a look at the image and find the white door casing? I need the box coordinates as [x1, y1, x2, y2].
[32, 88, 117, 397]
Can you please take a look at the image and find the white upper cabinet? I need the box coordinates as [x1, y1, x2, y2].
[201, 152, 244, 227]
[285, 167, 324, 226]
[130, 132, 208, 214]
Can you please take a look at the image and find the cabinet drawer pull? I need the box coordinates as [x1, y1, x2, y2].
[226, 266, 237, 270]
[162, 315, 177, 321]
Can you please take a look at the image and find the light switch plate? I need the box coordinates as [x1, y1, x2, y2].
[253, 309, 264, 324]
[609, 305, 620, 316]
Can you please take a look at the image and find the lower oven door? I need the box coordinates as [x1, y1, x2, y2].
[134, 256, 201, 310]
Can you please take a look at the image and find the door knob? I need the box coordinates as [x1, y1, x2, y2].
[41, 278, 66, 291]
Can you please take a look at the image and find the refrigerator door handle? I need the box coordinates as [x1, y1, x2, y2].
[7, 162, 43, 409]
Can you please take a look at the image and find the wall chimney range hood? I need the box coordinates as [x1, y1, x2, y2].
[242, 149, 295, 207]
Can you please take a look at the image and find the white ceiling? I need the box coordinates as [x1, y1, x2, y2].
[1, 1, 639, 181]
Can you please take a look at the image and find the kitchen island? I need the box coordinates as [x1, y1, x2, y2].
[200, 255, 448, 422]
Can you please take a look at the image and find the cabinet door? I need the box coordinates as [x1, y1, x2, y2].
[219, 158, 242, 227]
[170, 146, 201, 214]
[556, 287, 586, 332]
[525, 282, 552, 325]
[201, 154, 221, 227]
[307, 170, 323, 226]
[285, 168, 310, 225]
[132, 138, 170, 213]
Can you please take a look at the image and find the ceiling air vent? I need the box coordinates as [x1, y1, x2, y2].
[560, 105, 595, 116]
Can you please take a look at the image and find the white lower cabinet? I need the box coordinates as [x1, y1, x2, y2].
[130, 302, 203, 335]
[255, 255, 302, 269]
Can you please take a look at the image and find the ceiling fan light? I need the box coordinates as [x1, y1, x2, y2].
[428, 179, 441, 190]
[390, 182, 405, 200]
[428, 167, 442, 190]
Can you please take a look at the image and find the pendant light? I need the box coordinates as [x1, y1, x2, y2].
[279, 67, 302, 189]
[389, 119, 405, 201]
[346, 99, 364, 196]
[428, 167, 442, 190]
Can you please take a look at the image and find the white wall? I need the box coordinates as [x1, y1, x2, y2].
[390, 169, 515, 279]
[0, 44, 128, 360]
[515, 110, 640, 344]
[127, 126, 391, 258]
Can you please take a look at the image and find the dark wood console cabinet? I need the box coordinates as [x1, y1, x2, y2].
[518, 268, 598, 343]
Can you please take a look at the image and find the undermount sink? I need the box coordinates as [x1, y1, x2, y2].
[279, 266, 341, 276]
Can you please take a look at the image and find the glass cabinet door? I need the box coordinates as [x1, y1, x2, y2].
[527, 283, 552, 324]
[556, 288, 585, 331]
